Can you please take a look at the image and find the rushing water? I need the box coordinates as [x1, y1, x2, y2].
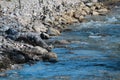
[1, 7, 120, 80]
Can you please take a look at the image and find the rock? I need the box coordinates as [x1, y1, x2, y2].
[81, 10, 87, 16]
[54, 40, 69, 44]
[18, 32, 50, 50]
[0, 73, 7, 77]
[73, 10, 85, 22]
[62, 15, 78, 24]
[97, 8, 108, 14]
[91, 0, 98, 3]
[18, 16, 31, 27]
[94, 3, 102, 9]
[8, 50, 28, 63]
[86, 3, 94, 7]
[73, 11, 81, 19]
[42, 52, 58, 63]
[92, 11, 99, 15]
[48, 27, 61, 36]
[79, 2, 86, 7]
[78, 15, 85, 22]
[5, 28, 18, 35]
[65, 10, 74, 17]
[33, 46, 48, 55]
[20, 45, 48, 56]
[90, 6, 96, 10]
[11, 64, 22, 70]
[83, 6, 91, 14]
[32, 22, 47, 33]
[60, 40, 69, 44]
[40, 32, 50, 39]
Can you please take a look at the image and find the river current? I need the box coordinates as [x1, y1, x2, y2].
[1, 7, 120, 80]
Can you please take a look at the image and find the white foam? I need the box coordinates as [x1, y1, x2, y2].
[106, 17, 118, 22]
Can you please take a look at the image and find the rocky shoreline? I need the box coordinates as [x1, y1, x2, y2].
[0, 0, 111, 71]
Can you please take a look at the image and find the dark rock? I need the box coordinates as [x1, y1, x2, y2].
[5, 28, 19, 40]
[40, 32, 50, 39]
[4, 28, 51, 51]
[19, 33, 51, 51]
[5, 28, 18, 35]
[7, 50, 29, 64]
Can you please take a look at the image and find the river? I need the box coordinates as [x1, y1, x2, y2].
[1, 6, 120, 80]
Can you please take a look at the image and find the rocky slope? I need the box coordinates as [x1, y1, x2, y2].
[0, 0, 109, 71]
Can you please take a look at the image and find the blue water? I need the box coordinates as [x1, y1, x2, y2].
[1, 7, 120, 80]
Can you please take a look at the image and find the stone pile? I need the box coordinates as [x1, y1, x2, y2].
[0, 0, 109, 71]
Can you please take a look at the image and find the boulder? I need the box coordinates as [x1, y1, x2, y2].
[92, 11, 99, 15]
[73, 11, 81, 19]
[40, 32, 50, 39]
[62, 15, 78, 24]
[73, 11, 85, 22]
[48, 27, 61, 36]
[42, 52, 58, 62]
[78, 15, 85, 22]
[83, 6, 91, 14]
[97, 8, 108, 14]
[65, 10, 75, 17]
[81, 10, 87, 16]
[86, 3, 94, 7]
[32, 22, 47, 33]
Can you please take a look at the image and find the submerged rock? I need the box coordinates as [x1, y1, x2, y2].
[42, 52, 58, 62]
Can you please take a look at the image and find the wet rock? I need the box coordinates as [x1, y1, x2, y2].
[6, 50, 29, 64]
[11, 64, 22, 70]
[63, 28, 73, 32]
[42, 52, 58, 63]
[40, 32, 50, 39]
[48, 27, 61, 36]
[54, 40, 70, 45]
[0, 56, 11, 70]
[7, 32, 50, 50]
[0, 73, 7, 77]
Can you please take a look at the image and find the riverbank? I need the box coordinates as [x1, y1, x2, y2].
[0, 0, 111, 71]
